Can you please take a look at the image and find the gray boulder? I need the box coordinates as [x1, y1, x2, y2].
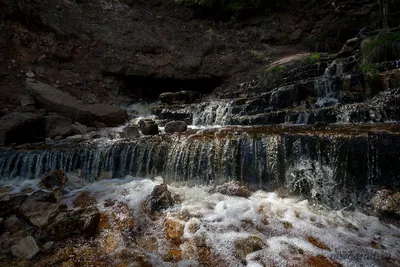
[26, 79, 128, 126]
[0, 112, 45, 146]
[71, 122, 88, 135]
[165, 121, 188, 133]
[45, 114, 73, 138]
[10, 236, 39, 260]
[139, 119, 159, 135]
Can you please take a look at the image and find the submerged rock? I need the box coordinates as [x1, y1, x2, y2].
[165, 121, 188, 133]
[215, 181, 252, 198]
[139, 119, 159, 135]
[0, 112, 45, 146]
[26, 79, 128, 126]
[10, 236, 39, 260]
[123, 126, 141, 138]
[234, 236, 265, 264]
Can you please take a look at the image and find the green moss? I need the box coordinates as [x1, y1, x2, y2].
[301, 53, 321, 65]
[261, 65, 287, 90]
[361, 62, 379, 80]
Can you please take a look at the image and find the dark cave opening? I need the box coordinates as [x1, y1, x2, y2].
[119, 76, 222, 100]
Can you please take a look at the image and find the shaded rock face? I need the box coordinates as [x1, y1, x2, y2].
[160, 91, 201, 105]
[45, 114, 73, 138]
[122, 126, 141, 138]
[10, 236, 39, 260]
[0, 194, 28, 217]
[0, 112, 45, 146]
[165, 121, 188, 133]
[139, 119, 159, 135]
[47, 207, 100, 239]
[148, 184, 174, 212]
[26, 80, 127, 127]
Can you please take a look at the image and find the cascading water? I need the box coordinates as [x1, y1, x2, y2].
[191, 101, 234, 126]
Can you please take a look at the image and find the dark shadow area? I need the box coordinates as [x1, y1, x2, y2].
[120, 75, 223, 100]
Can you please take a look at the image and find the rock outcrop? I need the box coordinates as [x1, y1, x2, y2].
[10, 236, 40, 260]
[0, 112, 45, 146]
[26, 80, 128, 127]
[159, 91, 201, 105]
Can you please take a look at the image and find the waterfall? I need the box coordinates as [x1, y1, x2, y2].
[192, 101, 234, 126]
[1, 127, 398, 208]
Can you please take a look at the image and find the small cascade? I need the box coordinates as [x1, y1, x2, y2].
[192, 101, 234, 126]
[1, 126, 399, 208]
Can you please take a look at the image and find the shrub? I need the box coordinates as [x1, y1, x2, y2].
[301, 52, 321, 65]
[261, 65, 286, 90]
[361, 32, 400, 64]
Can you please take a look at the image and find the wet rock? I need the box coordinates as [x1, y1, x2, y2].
[45, 114, 73, 138]
[370, 189, 400, 217]
[139, 119, 159, 135]
[26, 80, 128, 126]
[19, 191, 60, 228]
[307, 236, 330, 250]
[10, 236, 39, 260]
[4, 215, 24, 234]
[13, 105, 37, 113]
[0, 194, 28, 217]
[123, 126, 140, 138]
[39, 170, 68, 190]
[148, 184, 174, 212]
[47, 207, 100, 239]
[165, 121, 188, 133]
[234, 236, 265, 264]
[0, 218, 3, 233]
[72, 191, 97, 208]
[177, 260, 200, 267]
[215, 181, 252, 198]
[159, 91, 201, 105]
[0, 112, 45, 146]
[152, 106, 193, 124]
[305, 255, 343, 267]
[71, 122, 88, 135]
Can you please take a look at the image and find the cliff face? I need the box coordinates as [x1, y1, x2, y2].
[0, 0, 387, 112]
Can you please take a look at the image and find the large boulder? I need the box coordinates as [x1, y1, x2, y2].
[165, 121, 188, 133]
[18, 190, 60, 228]
[0, 112, 45, 146]
[26, 79, 128, 126]
[45, 114, 73, 138]
[139, 119, 159, 135]
[10, 236, 40, 260]
[159, 91, 201, 105]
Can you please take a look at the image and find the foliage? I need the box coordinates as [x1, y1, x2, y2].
[251, 50, 267, 63]
[261, 65, 287, 90]
[361, 32, 400, 64]
[301, 52, 321, 65]
[361, 63, 379, 81]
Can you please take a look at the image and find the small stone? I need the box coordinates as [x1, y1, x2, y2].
[25, 71, 35, 78]
[165, 121, 188, 133]
[139, 119, 159, 135]
[42, 241, 54, 252]
[10, 236, 39, 260]
[215, 181, 252, 198]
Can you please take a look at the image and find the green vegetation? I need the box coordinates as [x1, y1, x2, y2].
[360, 32, 400, 81]
[261, 65, 287, 90]
[301, 53, 321, 65]
[361, 32, 400, 64]
[251, 50, 267, 63]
